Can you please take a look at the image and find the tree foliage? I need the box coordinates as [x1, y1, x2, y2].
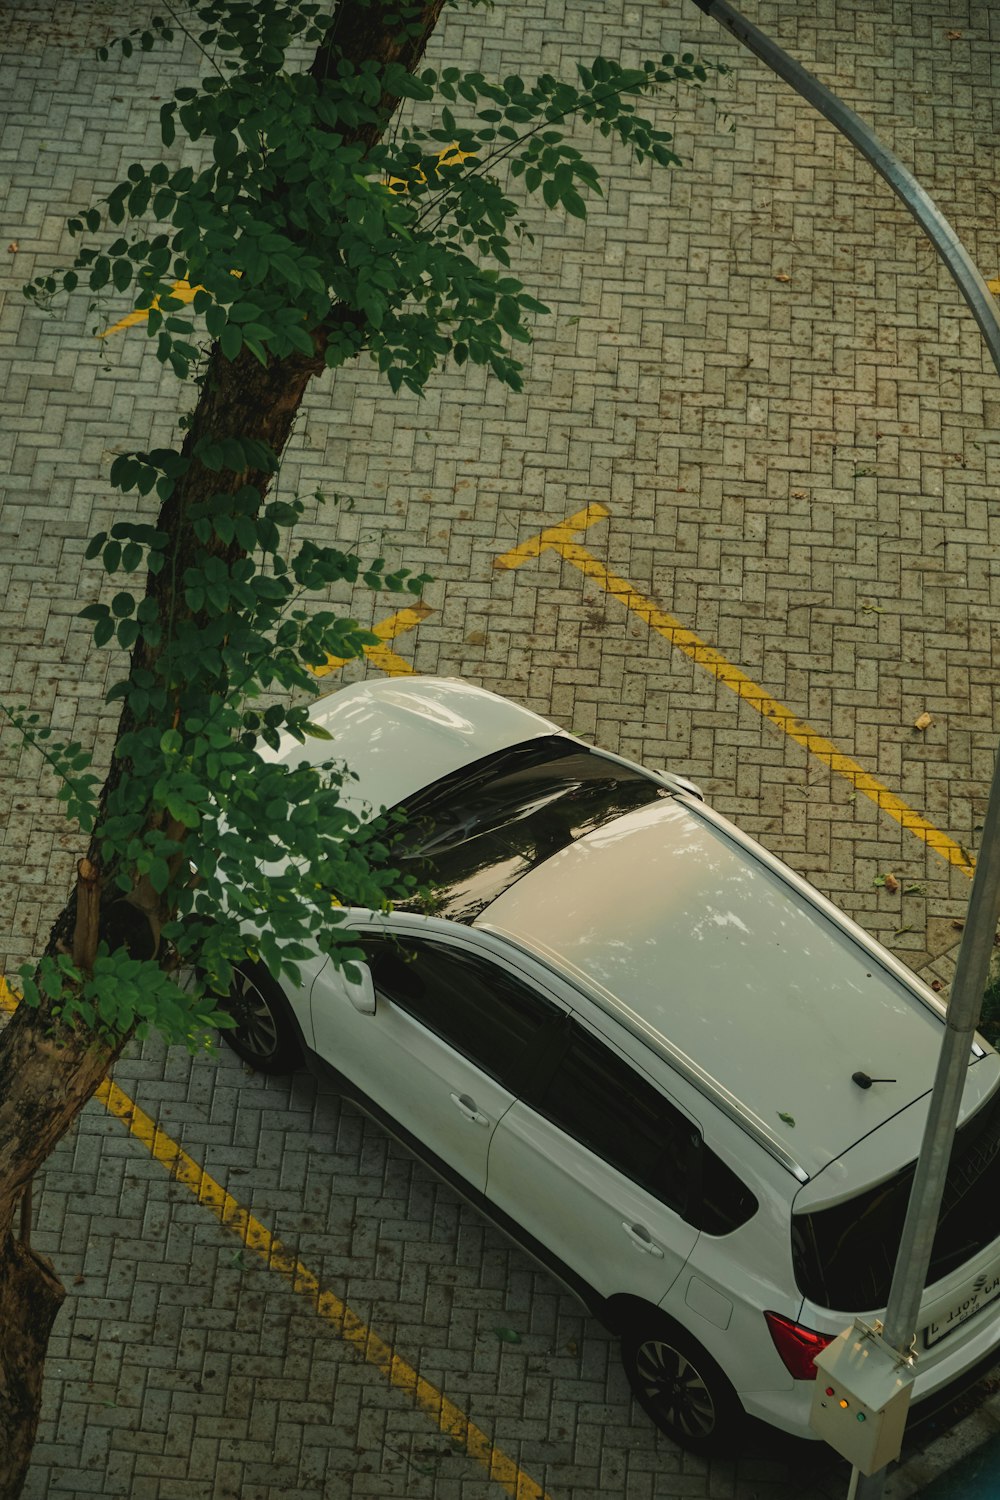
[9, 0, 724, 1063]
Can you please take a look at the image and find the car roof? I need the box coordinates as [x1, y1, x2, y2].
[476, 795, 978, 1179]
[268, 676, 563, 816]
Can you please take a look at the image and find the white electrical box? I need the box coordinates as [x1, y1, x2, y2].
[809, 1320, 915, 1475]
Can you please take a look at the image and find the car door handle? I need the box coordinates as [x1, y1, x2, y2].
[450, 1092, 490, 1126]
[621, 1222, 665, 1257]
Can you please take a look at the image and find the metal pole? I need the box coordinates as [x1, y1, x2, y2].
[851, 765, 1000, 1500]
[688, 5, 1000, 1497]
[689, 0, 1000, 373]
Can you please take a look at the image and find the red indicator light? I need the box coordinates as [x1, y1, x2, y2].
[825, 1387, 835, 1397]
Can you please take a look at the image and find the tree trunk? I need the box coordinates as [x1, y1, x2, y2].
[0, 6, 448, 1496]
[0, 1237, 65, 1496]
[0, 1007, 126, 1498]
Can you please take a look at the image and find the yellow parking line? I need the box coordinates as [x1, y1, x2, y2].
[312, 602, 432, 678]
[0, 978, 552, 1500]
[496, 510, 974, 878]
[96, 277, 201, 338]
[494, 503, 610, 571]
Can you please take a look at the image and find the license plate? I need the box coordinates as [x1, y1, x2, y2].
[924, 1267, 1000, 1348]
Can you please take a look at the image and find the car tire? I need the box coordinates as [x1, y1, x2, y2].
[219, 961, 302, 1074]
[619, 1313, 745, 1454]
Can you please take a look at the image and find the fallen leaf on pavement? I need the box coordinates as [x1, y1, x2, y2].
[914, 711, 933, 731]
[774, 273, 791, 283]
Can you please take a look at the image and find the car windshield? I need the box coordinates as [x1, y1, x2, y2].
[792, 1079, 1000, 1310]
[391, 735, 665, 922]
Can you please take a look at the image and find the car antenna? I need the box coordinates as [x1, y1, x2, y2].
[851, 1071, 897, 1090]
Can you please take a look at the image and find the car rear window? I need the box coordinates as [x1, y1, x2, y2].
[391, 735, 665, 921]
[792, 1081, 1000, 1310]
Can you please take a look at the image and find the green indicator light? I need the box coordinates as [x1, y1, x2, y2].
[857, 1413, 866, 1422]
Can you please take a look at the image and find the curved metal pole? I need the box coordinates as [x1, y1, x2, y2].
[689, 5, 1000, 1498]
[690, 0, 1000, 377]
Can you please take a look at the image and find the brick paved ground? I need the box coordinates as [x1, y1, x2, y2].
[1, 0, 999, 1495]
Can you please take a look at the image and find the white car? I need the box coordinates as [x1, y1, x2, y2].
[221, 676, 1000, 1452]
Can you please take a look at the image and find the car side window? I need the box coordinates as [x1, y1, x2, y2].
[536, 1021, 758, 1233]
[362, 935, 562, 1089]
[536, 1021, 697, 1215]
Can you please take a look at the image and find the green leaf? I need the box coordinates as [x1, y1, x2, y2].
[383, 62, 434, 101]
[204, 303, 226, 338]
[219, 323, 242, 361]
[197, 442, 224, 472]
[160, 729, 182, 754]
[214, 132, 239, 168]
[165, 795, 200, 828]
[562, 188, 587, 220]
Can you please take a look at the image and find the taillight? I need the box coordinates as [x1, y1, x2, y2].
[764, 1311, 835, 1379]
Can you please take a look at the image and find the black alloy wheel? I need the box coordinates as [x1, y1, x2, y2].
[219, 962, 301, 1073]
[620, 1315, 743, 1454]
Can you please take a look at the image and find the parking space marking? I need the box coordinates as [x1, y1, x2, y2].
[497, 509, 975, 877]
[311, 601, 432, 678]
[494, 502, 610, 571]
[96, 277, 201, 339]
[0, 978, 553, 1499]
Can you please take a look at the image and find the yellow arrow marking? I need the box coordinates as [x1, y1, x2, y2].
[0, 981, 552, 1499]
[312, 601, 432, 678]
[497, 510, 974, 877]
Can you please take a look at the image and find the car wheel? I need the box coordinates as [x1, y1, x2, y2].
[219, 961, 302, 1074]
[620, 1314, 744, 1454]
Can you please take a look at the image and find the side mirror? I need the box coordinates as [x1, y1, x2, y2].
[346, 962, 377, 1015]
